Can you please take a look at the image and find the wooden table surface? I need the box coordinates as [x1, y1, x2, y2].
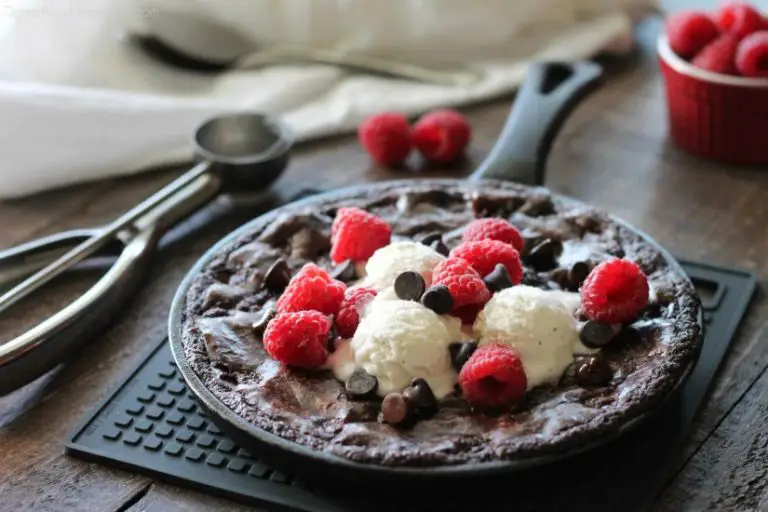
[2, 13, 768, 512]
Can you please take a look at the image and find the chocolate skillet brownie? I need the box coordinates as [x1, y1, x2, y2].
[179, 180, 702, 467]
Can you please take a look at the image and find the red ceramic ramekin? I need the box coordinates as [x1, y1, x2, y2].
[658, 35, 768, 166]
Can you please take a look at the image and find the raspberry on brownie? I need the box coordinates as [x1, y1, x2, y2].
[330, 207, 392, 263]
[450, 239, 523, 282]
[276, 263, 346, 315]
[459, 343, 527, 408]
[462, 217, 525, 252]
[431, 257, 490, 309]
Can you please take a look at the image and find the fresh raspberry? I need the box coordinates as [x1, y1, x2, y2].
[580, 259, 649, 324]
[459, 343, 527, 408]
[462, 218, 525, 252]
[335, 287, 377, 338]
[330, 207, 392, 263]
[276, 263, 346, 315]
[357, 112, 412, 166]
[431, 258, 490, 309]
[692, 33, 741, 74]
[715, 2, 763, 38]
[263, 311, 331, 369]
[450, 240, 523, 282]
[666, 11, 721, 59]
[412, 109, 471, 163]
[736, 31, 768, 77]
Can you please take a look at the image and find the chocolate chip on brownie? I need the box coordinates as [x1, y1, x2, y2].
[263, 258, 291, 292]
[394, 271, 426, 301]
[526, 238, 562, 271]
[449, 340, 478, 372]
[579, 320, 620, 348]
[330, 259, 357, 283]
[403, 378, 438, 417]
[346, 369, 379, 398]
[568, 261, 591, 289]
[484, 264, 514, 293]
[381, 392, 415, 426]
[252, 307, 276, 338]
[418, 231, 443, 246]
[430, 239, 450, 257]
[421, 285, 454, 315]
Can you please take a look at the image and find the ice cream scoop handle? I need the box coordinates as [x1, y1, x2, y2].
[470, 61, 604, 186]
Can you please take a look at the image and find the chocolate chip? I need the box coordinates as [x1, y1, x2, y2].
[403, 378, 438, 416]
[579, 320, 620, 348]
[345, 368, 378, 398]
[327, 326, 338, 353]
[483, 264, 513, 293]
[381, 393, 414, 425]
[394, 271, 426, 301]
[576, 356, 613, 387]
[430, 239, 450, 257]
[421, 285, 454, 315]
[252, 307, 276, 338]
[449, 340, 478, 371]
[419, 231, 443, 246]
[263, 259, 291, 292]
[527, 239, 562, 271]
[568, 261, 591, 289]
[330, 260, 357, 283]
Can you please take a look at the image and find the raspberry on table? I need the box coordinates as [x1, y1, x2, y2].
[431, 258, 490, 309]
[458, 343, 527, 408]
[450, 239, 523, 283]
[263, 311, 332, 369]
[691, 33, 741, 74]
[666, 11, 721, 59]
[276, 263, 346, 316]
[330, 207, 392, 263]
[335, 287, 377, 338]
[736, 31, 768, 77]
[715, 2, 763, 38]
[357, 112, 412, 166]
[462, 218, 525, 252]
[580, 258, 649, 324]
[412, 109, 472, 164]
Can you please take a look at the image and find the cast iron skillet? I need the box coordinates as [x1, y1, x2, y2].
[168, 61, 704, 489]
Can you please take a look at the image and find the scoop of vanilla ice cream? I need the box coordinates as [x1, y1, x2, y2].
[361, 241, 445, 291]
[474, 285, 579, 390]
[331, 298, 463, 399]
[547, 290, 598, 355]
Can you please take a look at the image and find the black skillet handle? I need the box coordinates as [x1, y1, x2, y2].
[470, 61, 603, 186]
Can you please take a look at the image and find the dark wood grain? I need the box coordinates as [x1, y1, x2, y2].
[0, 12, 766, 512]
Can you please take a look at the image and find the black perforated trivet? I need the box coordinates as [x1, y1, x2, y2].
[66, 260, 756, 512]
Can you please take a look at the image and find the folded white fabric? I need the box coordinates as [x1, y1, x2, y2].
[0, 0, 656, 199]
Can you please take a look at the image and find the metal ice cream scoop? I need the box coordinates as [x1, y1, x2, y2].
[0, 112, 293, 395]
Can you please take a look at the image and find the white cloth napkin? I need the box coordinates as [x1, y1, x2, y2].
[0, 0, 655, 199]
